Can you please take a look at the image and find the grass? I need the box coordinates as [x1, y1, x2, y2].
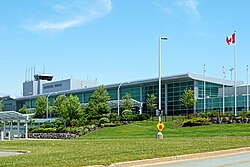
[1, 120, 250, 167]
[79, 120, 250, 139]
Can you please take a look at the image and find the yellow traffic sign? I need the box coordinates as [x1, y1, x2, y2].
[157, 121, 164, 131]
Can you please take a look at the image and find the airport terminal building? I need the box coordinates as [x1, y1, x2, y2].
[1, 72, 249, 116]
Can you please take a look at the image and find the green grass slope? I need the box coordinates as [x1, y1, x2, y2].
[80, 120, 250, 139]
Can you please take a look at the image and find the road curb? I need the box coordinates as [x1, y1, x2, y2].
[107, 147, 250, 167]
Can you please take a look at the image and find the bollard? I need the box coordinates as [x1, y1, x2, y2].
[156, 131, 163, 140]
[8, 131, 10, 141]
[1, 131, 3, 141]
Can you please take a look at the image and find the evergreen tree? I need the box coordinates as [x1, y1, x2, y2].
[122, 92, 133, 111]
[35, 96, 47, 118]
[88, 85, 111, 116]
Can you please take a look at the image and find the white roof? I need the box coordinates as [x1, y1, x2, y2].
[0, 111, 34, 121]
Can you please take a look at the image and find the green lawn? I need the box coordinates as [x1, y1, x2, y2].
[1, 120, 250, 167]
[80, 120, 250, 139]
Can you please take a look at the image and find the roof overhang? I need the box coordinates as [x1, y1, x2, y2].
[0, 111, 34, 121]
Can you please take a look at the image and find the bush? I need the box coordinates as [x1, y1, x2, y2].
[29, 128, 56, 133]
[238, 111, 250, 118]
[182, 117, 211, 127]
[175, 115, 185, 126]
[121, 110, 133, 121]
[133, 113, 150, 121]
[102, 123, 120, 127]
[40, 120, 65, 129]
[108, 113, 120, 122]
[99, 117, 110, 124]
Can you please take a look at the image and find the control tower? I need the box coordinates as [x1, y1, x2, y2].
[23, 73, 54, 96]
[34, 74, 53, 81]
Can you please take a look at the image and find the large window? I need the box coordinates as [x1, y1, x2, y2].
[167, 81, 194, 115]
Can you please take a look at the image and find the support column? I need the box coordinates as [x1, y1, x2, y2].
[3, 120, 6, 139]
[18, 120, 20, 139]
[10, 120, 13, 140]
[25, 115, 28, 140]
[139, 103, 143, 114]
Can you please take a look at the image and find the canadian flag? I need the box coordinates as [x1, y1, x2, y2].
[226, 33, 236, 45]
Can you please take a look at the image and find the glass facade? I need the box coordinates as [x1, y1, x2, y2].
[13, 74, 250, 116]
[167, 81, 194, 116]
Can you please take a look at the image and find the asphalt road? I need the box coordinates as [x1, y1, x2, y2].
[147, 151, 250, 167]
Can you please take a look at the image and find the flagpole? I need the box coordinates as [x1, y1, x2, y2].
[234, 31, 237, 116]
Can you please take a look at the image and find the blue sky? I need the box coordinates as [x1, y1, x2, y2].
[0, 0, 249, 97]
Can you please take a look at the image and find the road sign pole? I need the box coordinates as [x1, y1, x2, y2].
[156, 121, 164, 140]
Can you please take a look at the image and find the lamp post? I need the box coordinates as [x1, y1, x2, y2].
[203, 64, 206, 113]
[46, 92, 57, 119]
[158, 36, 168, 121]
[156, 36, 167, 140]
[247, 65, 249, 111]
[117, 82, 129, 116]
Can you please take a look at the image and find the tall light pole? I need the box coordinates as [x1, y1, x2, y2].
[46, 92, 57, 119]
[156, 36, 167, 140]
[203, 64, 206, 113]
[247, 65, 249, 111]
[117, 82, 129, 116]
[158, 36, 168, 122]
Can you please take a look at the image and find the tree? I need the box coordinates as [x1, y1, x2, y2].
[146, 94, 157, 121]
[180, 88, 196, 118]
[88, 85, 111, 116]
[53, 94, 86, 126]
[19, 106, 30, 114]
[122, 93, 134, 111]
[35, 96, 47, 118]
[63, 94, 82, 126]
[53, 94, 67, 117]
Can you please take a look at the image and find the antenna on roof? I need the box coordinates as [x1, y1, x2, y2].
[42, 66, 45, 74]
[34, 66, 36, 77]
[25, 66, 27, 82]
[31, 67, 33, 81]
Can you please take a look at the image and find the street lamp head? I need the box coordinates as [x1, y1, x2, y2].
[160, 36, 168, 40]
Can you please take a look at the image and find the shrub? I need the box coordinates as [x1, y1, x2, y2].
[121, 110, 133, 121]
[108, 113, 120, 122]
[99, 117, 110, 124]
[133, 113, 150, 121]
[29, 128, 56, 133]
[238, 111, 250, 118]
[182, 117, 211, 127]
[175, 115, 185, 126]
[103, 123, 118, 127]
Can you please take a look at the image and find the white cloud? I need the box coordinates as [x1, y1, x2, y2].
[178, 0, 200, 18]
[22, 0, 112, 32]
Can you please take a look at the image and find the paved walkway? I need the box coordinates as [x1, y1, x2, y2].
[0, 151, 25, 157]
